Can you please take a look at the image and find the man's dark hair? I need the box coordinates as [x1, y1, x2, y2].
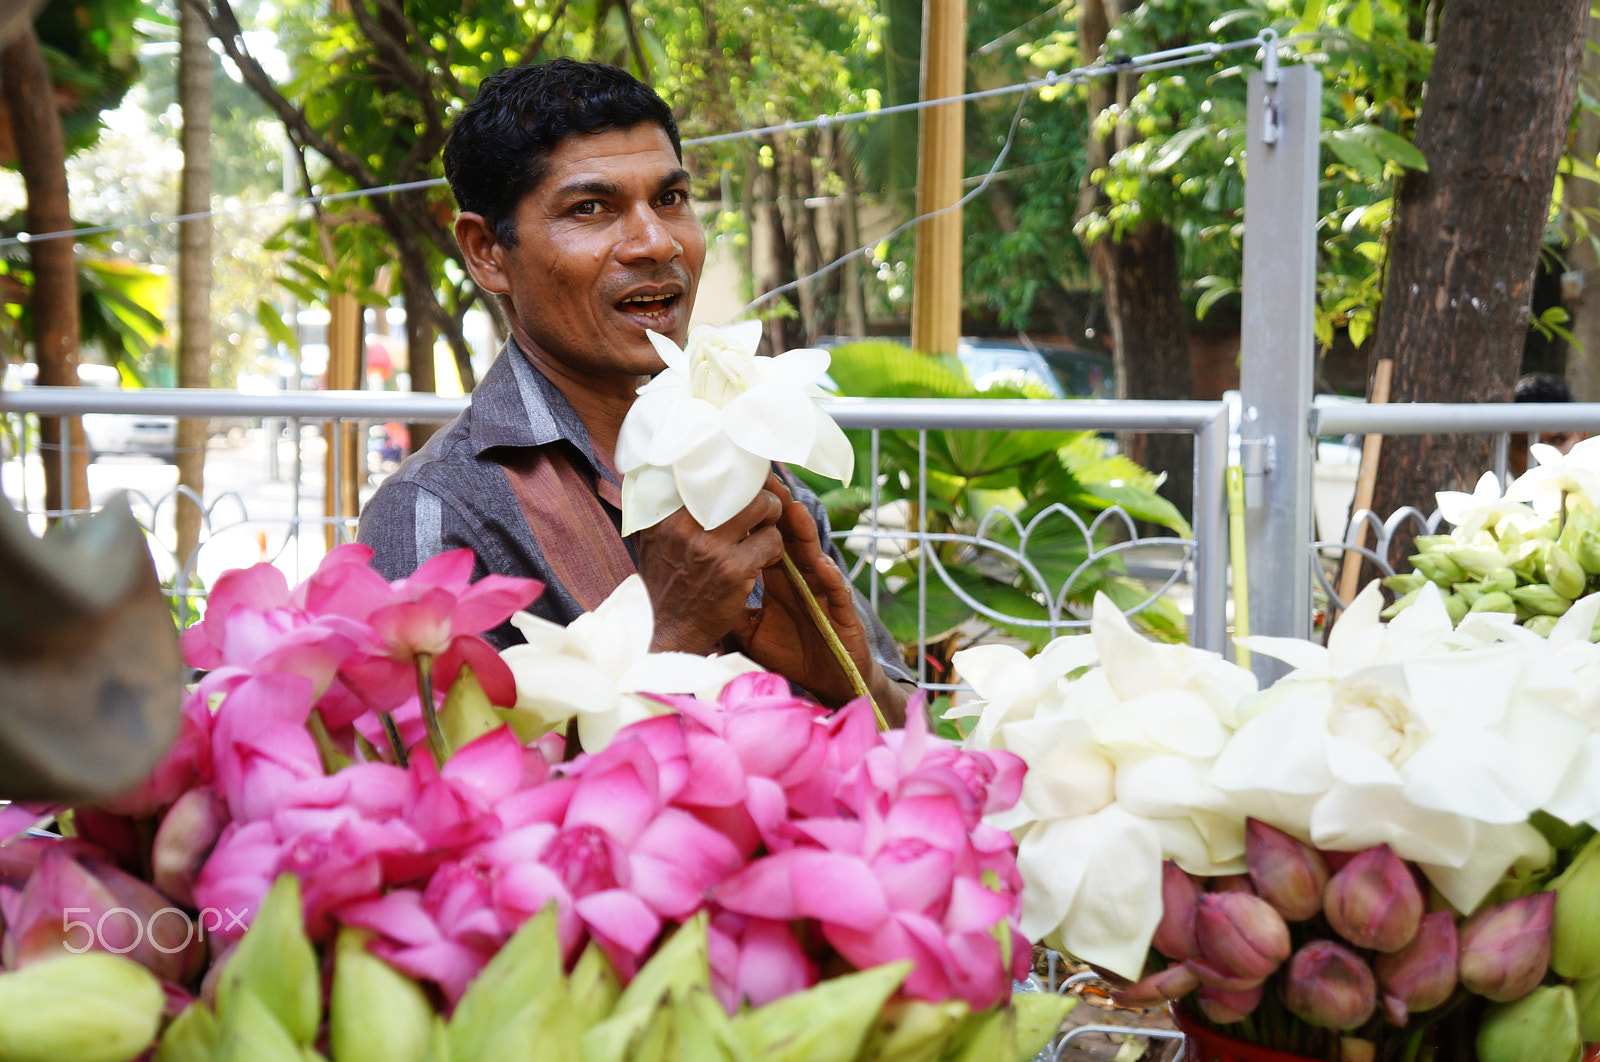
[443, 58, 682, 247]
[1515, 372, 1573, 403]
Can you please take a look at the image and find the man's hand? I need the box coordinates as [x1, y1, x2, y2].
[731, 476, 912, 726]
[636, 489, 785, 656]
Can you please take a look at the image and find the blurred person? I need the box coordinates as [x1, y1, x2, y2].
[1508, 372, 1583, 477]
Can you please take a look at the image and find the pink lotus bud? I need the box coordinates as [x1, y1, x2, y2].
[1198, 982, 1263, 1024]
[1459, 892, 1555, 1003]
[152, 789, 227, 909]
[1152, 862, 1202, 960]
[1282, 940, 1378, 1030]
[1246, 819, 1329, 922]
[1191, 891, 1292, 990]
[1374, 909, 1458, 1024]
[1323, 844, 1422, 953]
[1211, 874, 1256, 894]
[1114, 962, 1199, 1007]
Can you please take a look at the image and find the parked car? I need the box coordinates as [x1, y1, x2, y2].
[5, 362, 178, 464]
[813, 335, 1116, 399]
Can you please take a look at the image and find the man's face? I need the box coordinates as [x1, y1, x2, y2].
[485, 124, 706, 385]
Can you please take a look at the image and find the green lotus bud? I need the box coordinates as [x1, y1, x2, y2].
[1482, 568, 1520, 595]
[1324, 845, 1423, 953]
[1414, 535, 1457, 551]
[153, 1002, 218, 1062]
[1381, 588, 1422, 621]
[1410, 553, 1465, 587]
[438, 665, 502, 754]
[1442, 593, 1469, 626]
[1573, 974, 1600, 1042]
[1575, 530, 1600, 575]
[1552, 834, 1600, 980]
[1455, 582, 1486, 607]
[567, 942, 620, 1033]
[1500, 523, 1529, 551]
[1460, 893, 1555, 1003]
[1546, 548, 1590, 602]
[1510, 584, 1573, 617]
[1281, 941, 1378, 1030]
[1508, 541, 1549, 582]
[450, 905, 563, 1062]
[216, 989, 303, 1062]
[330, 929, 432, 1062]
[1471, 591, 1518, 615]
[0, 952, 164, 1062]
[1452, 547, 1512, 578]
[214, 875, 320, 1048]
[1383, 573, 1428, 596]
[1524, 615, 1560, 638]
[1476, 985, 1582, 1062]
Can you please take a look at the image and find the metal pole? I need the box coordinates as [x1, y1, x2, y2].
[1192, 407, 1229, 654]
[1240, 60, 1321, 681]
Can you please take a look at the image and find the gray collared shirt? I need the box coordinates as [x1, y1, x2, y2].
[357, 341, 912, 687]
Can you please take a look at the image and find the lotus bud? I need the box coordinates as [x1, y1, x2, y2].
[1374, 910, 1458, 1025]
[1546, 549, 1589, 601]
[1475, 985, 1581, 1062]
[151, 788, 226, 909]
[1511, 584, 1573, 617]
[1210, 874, 1256, 895]
[1459, 892, 1555, 1003]
[1441, 593, 1469, 626]
[1414, 535, 1457, 551]
[1552, 833, 1600, 980]
[1470, 591, 1519, 616]
[1197, 982, 1262, 1024]
[1281, 941, 1378, 1030]
[1455, 581, 1486, 607]
[1575, 530, 1600, 575]
[1508, 539, 1549, 581]
[1245, 820, 1329, 922]
[1151, 862, 1202, 961]
[1323, 844, 1423, 953]
[1481, 568, 1519, 595]
[1382, 588, 1423, 620]
[1383, 573, 1428, 596]
[1452, 547, 1512, 579]
[1410, 552, 1465, 587]
[1524, 614, 1560, 638]
[1114, 963, 1199, 1008]
[1573, 973, 1600, 1042]
[330, 928, 433, 1062]
[0, 951, 164, 1062]
[1341, 1038, 1376, 1062]
[1190, 892, 1291, 990]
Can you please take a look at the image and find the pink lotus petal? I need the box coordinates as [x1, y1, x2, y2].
[339, 889, 440, 947]
[944, 875, 1016, 934]
[733, 917, 816, 1008]
[441, 727, 526, 803]
[299, 552, 391, 621]
[436, 636, 519, 707]
[883, 794, 970, 854]
[498, 778, 578, 830]
[627, 853, 708, 919]
[743, 777, 791, 852]
[576, 887, 661, 953]
[788, 850, 890, 930]
[372, 938, 491, 1006]
[403, 549, 476, 596]
[870, 838, 954, 916]
[723, 708, 819, 779]
[371, 594, 456, 657]
[563, 762, 659, 848]
[450, 575, 544, 635]
[675, 731, 747, 807]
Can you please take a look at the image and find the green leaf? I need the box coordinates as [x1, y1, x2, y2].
[1348, 123, 1429, 172]
[257, 301, 299, 352]
[1149, 126, 1209, 174]
[1348, 0, 1374, 40]
[1323, 128, 1384, 180]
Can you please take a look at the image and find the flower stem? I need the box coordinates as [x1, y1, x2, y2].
[414, 652, 450, 765]
[778, 549, 889, 730]
[379, 712, 409, 767]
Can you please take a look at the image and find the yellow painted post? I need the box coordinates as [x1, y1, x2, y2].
[909, 0, 965, 358]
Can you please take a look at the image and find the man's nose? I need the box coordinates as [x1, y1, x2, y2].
[616, 203, 680, 263]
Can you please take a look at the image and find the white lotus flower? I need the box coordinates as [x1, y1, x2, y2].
[1506, 436, 1600, 517]
[616, 320, 854, 534]
[499, 575, 763, 751]
[1436, 471, 1539, 541]
[1212, 585, 1568, 913]
[957, 594, 1257, 979]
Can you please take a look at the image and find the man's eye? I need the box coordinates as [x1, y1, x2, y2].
[572, 200, 601, 215]
[660, 189, 690, 207]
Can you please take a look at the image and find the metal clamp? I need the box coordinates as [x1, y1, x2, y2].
[1240, 436, 1272, 510]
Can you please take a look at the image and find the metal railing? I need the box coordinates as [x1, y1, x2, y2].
[0, 387, 1231, 672]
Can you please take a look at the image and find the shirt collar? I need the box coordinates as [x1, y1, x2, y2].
[468, 339, 613, 484]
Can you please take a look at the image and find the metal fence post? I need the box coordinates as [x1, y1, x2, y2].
[1240, 60, 1321, 681]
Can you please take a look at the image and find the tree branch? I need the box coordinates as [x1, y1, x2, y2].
[370, 0, 468, 100]
[519, 0, 570, 66]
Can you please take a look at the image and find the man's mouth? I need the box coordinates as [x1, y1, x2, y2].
[616, 291, 680, 323]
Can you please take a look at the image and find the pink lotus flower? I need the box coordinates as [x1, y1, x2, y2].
[707, 908, 817, 1011]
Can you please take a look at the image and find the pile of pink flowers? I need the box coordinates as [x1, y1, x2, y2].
[0, 545, 1030, 1018]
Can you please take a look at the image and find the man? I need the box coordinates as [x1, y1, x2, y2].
[1507, 372, 1584, 477]
[357, 58, 914, 723]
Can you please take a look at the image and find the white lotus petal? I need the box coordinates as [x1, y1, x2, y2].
[1018, 807, 1163, 979]
[646, 329, 688, 374]
[1234, 635, 1329, 675]
[1403, 649, 1521, 731]
[803, 406, 854, 484]
[1416, 821, 1552, 913]
[1399, 728, 1534, 824]
[1113, 754, 1206, 819]
[1090, 593, 1166, 699]
[1210, 695, 1332, 796]
[1501, 700, 1590, 810]
[716, 318, 765, 357]
[953, 643, 1035, 702]
[722, 383, 817, 463]
[503, 653, 622, 722]
[578, 701, 655, 753]
[1553, 593, 1600, 647]
[644, 397, 723, 467]
[762, 346, 832, 387]
[619, 651, 743, 695]
[1309, 783, 1476, 867]
[674, 433, 772, 531]
[1324, 735, 1405, 789]
[615, 388, 678, 471]
[1105, 688, 1229, 759]
[1545, 735, 1600, 826]
[620, 464, 685, 535]
[509, 609, 573, 651]
[1387, 582, 1453, 636]
[998, 715, 1115, 820]
[582, 575, 655, 672]
[1151, 815, 1236, 875]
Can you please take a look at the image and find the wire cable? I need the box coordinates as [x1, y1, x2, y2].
[0, 31, 1280, 250]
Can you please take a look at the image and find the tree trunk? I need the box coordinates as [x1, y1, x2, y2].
[176, 0, 213, 571]
[397, 250, 439, 452]
[1563, 15, 1600, 402]
[1, 25, 87, 520]
[1367, 0, 1589, 568]
[756, 135, 800, 354]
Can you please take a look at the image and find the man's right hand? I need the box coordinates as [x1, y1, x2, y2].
[635, 491, 785, 655]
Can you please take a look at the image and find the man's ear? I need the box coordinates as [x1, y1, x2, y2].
[455, 212, 510, 295]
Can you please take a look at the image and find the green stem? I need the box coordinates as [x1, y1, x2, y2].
[778, 549, 888, 730]
[379, 712, 409, 767]
[415, 652, 450, 765]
